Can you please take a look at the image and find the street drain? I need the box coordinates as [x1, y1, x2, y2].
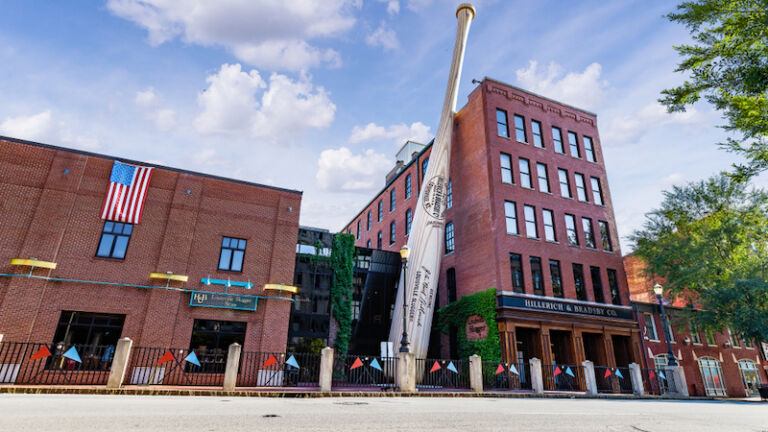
[334, 402, 369, 406]
[262, 414, 280, 418]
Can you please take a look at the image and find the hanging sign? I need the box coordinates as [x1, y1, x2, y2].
[498, 295, 634, 320]
[189, 291, 258, 311]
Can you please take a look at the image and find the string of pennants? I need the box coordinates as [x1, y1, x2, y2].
[648, 369, 667, 380]
[28, 346, 82, 363]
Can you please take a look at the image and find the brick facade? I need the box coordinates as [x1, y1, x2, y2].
[0, 137, 301, 353]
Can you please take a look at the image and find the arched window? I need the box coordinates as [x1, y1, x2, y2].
[653, 354, 668, 370]
[698, 356, 726, 396]
[738, 359, 761, 395]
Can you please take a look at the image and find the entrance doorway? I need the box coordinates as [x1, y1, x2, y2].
[515, 327, 540, 390]
[549, 330, 575, 365]
[582, 333, 606, 365]
[611, 335, 633, 367]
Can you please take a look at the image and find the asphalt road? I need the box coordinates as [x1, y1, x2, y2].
[0, 394, 766, 432]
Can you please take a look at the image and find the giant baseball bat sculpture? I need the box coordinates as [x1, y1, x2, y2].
[388, 3, 475, 360]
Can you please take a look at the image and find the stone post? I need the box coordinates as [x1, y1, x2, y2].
[319, 347, 334, 392]
[0, 334, 4, 343]
[666, 365, 689, 397]
[222, 343, 242, 391]
[582, 360, 597, 396]
[629, 363, 644, 397]
[106, 337, 133, 389]
[469, 354, 483, 393]
[396, 352, 416, 393]
[530, 357, 543, 394]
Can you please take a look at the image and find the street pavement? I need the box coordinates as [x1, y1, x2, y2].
[0, 394, 766, 431]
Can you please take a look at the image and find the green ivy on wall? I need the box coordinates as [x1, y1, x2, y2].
[330, 233, 355, 354]
[437, 287, 501, 362]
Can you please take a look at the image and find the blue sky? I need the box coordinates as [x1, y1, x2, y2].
[0, 0, 753, 253]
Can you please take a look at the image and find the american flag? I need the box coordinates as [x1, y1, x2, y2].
[100, 161, 153, 224]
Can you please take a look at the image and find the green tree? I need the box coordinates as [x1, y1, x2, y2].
[631, 175, 768, 343]
[660, 0, 768, 179]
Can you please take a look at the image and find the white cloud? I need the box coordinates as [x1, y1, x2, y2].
[349, 121, 432, 146]
[366, 22, 399, 51]
[0, 110, 54, 141]
[516, 61, 608, 111]
[195, 63, 335, 141]
[152, 108, 177, 131]
[378, 0, 400, 15]
[601, 102, 705, 146]
[316, 147, 391, 192]
[106, 0, 357, 71]
[134, 87, 157, 106]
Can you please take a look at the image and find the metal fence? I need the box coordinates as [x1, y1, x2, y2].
[123, 346, 224, 386]
[416, 358, 470, 390]
[594, 366, 633, 394]
[542, 364, 584, 391]
[237, 351, 320, 387]
[0, 341, 112, 385]
[482, 361, 532, 391]
[642, 368, 669, 395]
[332, 354, 396, 390]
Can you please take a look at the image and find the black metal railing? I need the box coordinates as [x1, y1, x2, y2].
[593, 366, 634, 394]
[331, 354, 396, 389]
[123, 346, 224, 386]
[542, 364, 584, 391]
[237, 351, 320, 387]
[0, 341, 112, 385]
[642, 368, 668, 395]
[416, 358, 470, 390]
[482, 361, 532, 391]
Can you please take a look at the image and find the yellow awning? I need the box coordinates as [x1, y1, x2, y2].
[264, 283, 298, 294]
[149, 273, 189, 282]
[10, 258, 57, 270]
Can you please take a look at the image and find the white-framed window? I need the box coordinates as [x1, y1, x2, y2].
[504, 201, 518, 235]
[584, 136, 596, 162]
[536, 163, 550, 193]
[500, 153, 513, 184]
[645, 313, 659, 341]
[519, 158, 532, 188]
[690, 321, 702, 344]
[575, 173, 588, 202]
[542, 209, 556, 242]
[552, 127, 564, 153]
[598, 221, 612, 251]
[698, 357, 727, 396]
[496, 109, 509, 138]
[728, 328, 740, 348]
[558, 169, 571, 198]
[582, 217, 596, 249]
[514, 114, 526, 142]
[591, 177, 604, 206]
[738, 359, 762, 395]
[531, 120, 543, 148]
[565, 214, 579, 246]
[524, 205, 537, 239]
[568, 131, 580, 158]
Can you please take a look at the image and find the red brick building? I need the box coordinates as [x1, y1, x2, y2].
[625, 256, 768, 397]
[0, 136, 300, 358]
[344, 78, 641, 379]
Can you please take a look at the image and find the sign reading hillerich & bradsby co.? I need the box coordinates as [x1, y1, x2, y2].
[498, 294, 634, 320]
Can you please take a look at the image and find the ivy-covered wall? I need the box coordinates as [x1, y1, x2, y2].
[437, 287, 501, 361]
[330, 233, 355, 354]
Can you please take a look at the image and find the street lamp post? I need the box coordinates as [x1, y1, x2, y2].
[653, 283, 677, 366]
[399, 245, 410, 353]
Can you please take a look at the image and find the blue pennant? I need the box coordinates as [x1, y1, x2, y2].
[615, 368, 624, 379]
[369, 358, 382, 371]
[184, 351, 201, 367]
[659, 370, 666, 380]
[565, 367, 575, 377]
[508, 364, 519, 375]
[447, 361, 458, 373]
[286, 355, 300, 369]
[63, 347, 81, 363]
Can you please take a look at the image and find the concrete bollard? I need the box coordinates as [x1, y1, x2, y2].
[582, 360, 597, 396]
[222, 343, 242, 392]
[319, 347, 334, 392]
[629, 363, 644, 397]
[666, 365, 689, 397]
[469, 354, 483, 393]
[396, 352, 416, 393]
[106, 337, 133, 389]
[530, 357, 543, 394]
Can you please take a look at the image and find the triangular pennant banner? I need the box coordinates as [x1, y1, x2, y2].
[157, 350, 175, 365]
[615, 368, 624, 379]
[495, 363, 505, 375]
[350, 357, 364, 370]
[63, 347, 82, 363]
[508, 364, 519, 375]
[286, 355, 300, 369]
[447, 361, 458, 373]
[604, 368, 612, 378]
[565, 367, 575, 377]
[649, 370, 656, 379]
[28, 346, 52, 362]
[262, 354, 278, 368]
[554, 366, 562, 376]
[659, 371, 666, 380]
[369, 358, 382, 371]
[430, 361, 441, 373]
[184, 351, 200, 367]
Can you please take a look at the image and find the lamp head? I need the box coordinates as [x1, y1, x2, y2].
[400, 245, 410, 260]
[652, 283, 663, 296]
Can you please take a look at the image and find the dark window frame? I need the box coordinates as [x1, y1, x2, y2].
[531, 120, 543, 148]
[584, 136, 596, 162]
[405, 208, 413, 236]
[445, 221, 455, 254]
[550, 260, 563, 298]
[405, 174, 412, 199]
[542, 208, 556, 242]
[573, 263, 587, 301]
[95, 221, 133, 260]
[218, 236, 247, 272]
[389, 220, 396, 245]
[552, 127, 565, 153]
[590, 266, 605, 303]
[568, 131, 580, 158]
[530, 256, 544, 296]
[514, 114, 527, 143]
[607, 269, 621, 305]
[390, 188, 396, 212]
[497, 109, 509, 138]
[510, 253, 525, 293]
[500, 153, 514, 184]
[536, 162, 550, 193]
[519, 158, 532, 189]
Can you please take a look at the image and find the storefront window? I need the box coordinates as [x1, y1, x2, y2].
[698, 357, 727, 396]
[189, 319, 246, 372]
[738, 359, 761, 395]
[50, 311, 125, 371]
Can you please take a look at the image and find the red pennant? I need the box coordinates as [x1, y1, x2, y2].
[495, 364, 505, 375]
[262, 354, 278, 368]
[350, 357, 364, 370]
[604, 368, 612, 378]
[28, 346, 52, 362]
[554, 366, 562, 376]
[157, 350, 175, 365]
[430, 361, 441, 373]
[649, 370, 656, 379]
